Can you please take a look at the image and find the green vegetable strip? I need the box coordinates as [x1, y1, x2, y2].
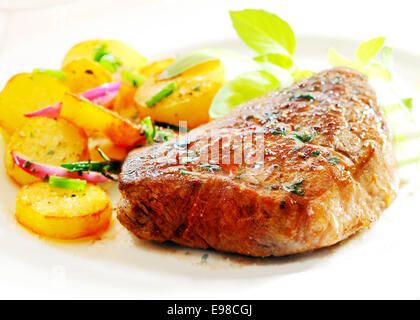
[33, 68, 67, 80]
[146, 81, 178, 107]
[93, 44, 122, 73]
[97, 148, 110, 162]
[121, 69, 147, 87]
[49, 176, 86, 191]
[60, 161, 121, 174]
[99, 55, 122, 73]
[140, 117, 156, 144]
[93, 44, 107, 62]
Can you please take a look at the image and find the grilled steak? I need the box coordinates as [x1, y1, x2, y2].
[118, 67, 398, 257]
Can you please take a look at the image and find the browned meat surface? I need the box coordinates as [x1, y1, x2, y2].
[117, 67, 398, 257]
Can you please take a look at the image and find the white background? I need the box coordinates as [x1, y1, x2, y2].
[0, 0, 419, 299]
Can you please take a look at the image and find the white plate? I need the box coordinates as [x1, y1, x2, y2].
[1, 0, 420, 299]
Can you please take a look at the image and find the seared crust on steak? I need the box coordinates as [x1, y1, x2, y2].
[118, 67, 398, 257]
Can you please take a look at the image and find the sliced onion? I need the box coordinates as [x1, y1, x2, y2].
[24, 102, 62, 119]
[89, 89, 119, 106]
[12, 151, 110, 183]
[80, 82, 122, 101]
[24, 82, 122, 119]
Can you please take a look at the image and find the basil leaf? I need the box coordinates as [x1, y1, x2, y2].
[229, 9, 295, 56]
[328, 47, 391, 82]
[291, 68, 315, 82]
[209, 70, 280, 119]
[253, 53, 293, 69]
[401, 98, 413, 112]
[159, 48, 244, 80]
[382, 46, 393, 72]
[355, 37, 385, 64]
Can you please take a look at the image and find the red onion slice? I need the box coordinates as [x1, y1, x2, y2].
[24, 102, 62, 119]
[12, 151, 110, 183]
[80, 82, 122, 100]
[24, 82, 122, 119]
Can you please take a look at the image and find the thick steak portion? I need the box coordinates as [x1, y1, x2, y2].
[118, 67, 397, 257]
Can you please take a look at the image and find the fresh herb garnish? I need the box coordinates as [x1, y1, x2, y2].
[154, 129, 174, 142]
[159, 48, 243, 79]
[93, 44, 122, 73]
[328, 37, 391, 81]
[154, 121, 190, 133]
[271, 128, 287, 135]
[180, 168, 197, 175]
[328, 156, 341, 165]
[209, 70, 280, 118]
[198, 163, 222, 172]
[99, 54, 122, 73]
[291, 94, 315, 101]
[61, 161, 121, 174]
[146, 81, 178, 107]
[192, 84, 201, 91]
[356, 37, 386, 64]
[311, 150, 321, 156]
[61, 152, 121, 181]
[121, 69, 147, 87]
[284, 179, 305, 196]
[230, 9, 295, 56]
[49, 176, 86, 191]
[209, 9, 318, 119]
[33, 68, 67, 80]
[401, 98, 413, 112]
[93, 44, 107, 62]
[291, 69, 315, 82]
[254, 53, 293, 69]
[97, 148, 110, 162]
[294, 133, 313, 143]
[140, 117, 155, 144]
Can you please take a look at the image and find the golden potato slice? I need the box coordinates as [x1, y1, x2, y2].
[62, 58, 113, 93]
[0, 126, 10, 144]
[88, 134, 128, 161]
[0, 73, 68, 134]
[61, 93, 145, 147]
[134, 60, 225, 128]
[5, 117, 88, 186]
[112, 81, 139, 122]
[62, 40, 148, 71]
[16, 182, 112, 239]
[139, 58, 175, 77]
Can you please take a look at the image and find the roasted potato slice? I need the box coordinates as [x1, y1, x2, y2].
[16, 182, 112, 239]
[5, 117, 88, 186]
[61, 93, 145, 147]
[134, 60, 225, 128]
[0, 73, 68, 134]
[62, 40, 148, 71]
[140, 58, 175, 77]
[62, 58, 113, 93]
[88, 134, 128, 161]
[112, 82, 139, 122]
